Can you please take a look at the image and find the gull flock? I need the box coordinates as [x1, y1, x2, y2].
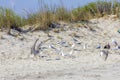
[31, 36, 120, 61]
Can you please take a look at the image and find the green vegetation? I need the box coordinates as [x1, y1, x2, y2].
[71, 0, 120, 21]
[0, 7, 25, 29]
[0, 0, 120, 31]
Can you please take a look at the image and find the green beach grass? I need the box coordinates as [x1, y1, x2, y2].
[0, 0, 120, 31]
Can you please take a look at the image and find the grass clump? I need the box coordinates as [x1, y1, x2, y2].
[55, 6, 71, 21]
[25, 5, 54, 30]
[71, 2, 98, 21]
[71, 0, 120, 21]
[25, 0, 71, 30]
[0, 7, 25, 30]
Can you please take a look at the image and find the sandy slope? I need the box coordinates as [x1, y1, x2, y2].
[1, 17, 120, 80]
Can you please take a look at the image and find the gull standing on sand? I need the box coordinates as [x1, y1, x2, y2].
[49, 44, 65, 56]
[112, 39, 118, 47]
[96, 43, 101, 49]
[49, 44, 61, 54]
[72, 37, 81, 44]
[60, 38, 76, 56]
[31, 38, 47, 56]
[31, 38, 51, 59]
[83, 43, 87, 49]
[69, 43, 75, 55]
[100, 50, 108, 61]
[111, 39, 120, 50]
[58, 43, 75, 57]
[49, 42, 75, 57]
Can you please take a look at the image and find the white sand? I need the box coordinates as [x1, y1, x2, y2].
[0, 17, 120, 80]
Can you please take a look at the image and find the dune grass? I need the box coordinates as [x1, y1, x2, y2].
[0, 7, 25, 30]
[0, 0, 120, 31]
[25, 0, 71, 30]
[26, 0, 120, 30]
[71, 0, 120, 21]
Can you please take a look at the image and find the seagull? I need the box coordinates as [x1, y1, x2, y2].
[72, 37, 81, 44]
[96, 43, 101, 49]
[73, 37, 78, 42]
[61, 43, 75, 56]
[52, 42, 75, 57]
[60, 50, 66, 57]
[111, 39, 120, 50]
[83, 43, 87, 49]
[104, 43, 110, 49]
[71, 43, 75, 48]
[60, 40, 66, 44]
[49, 45, 66, 56]
[31, 39, 40, 56]
[49, 44, 56, 49]
[69, 49, 74, 55]
[100, 50, 108, 61]
[49, 44, 61, 54]
[112, 39, 118, 47]
[60, 49, 73, 57]
[58, 40, 70, 47]
[118, 46, 120, 49]
[31, 38, 51, 59]
[112, 45, 120, 50]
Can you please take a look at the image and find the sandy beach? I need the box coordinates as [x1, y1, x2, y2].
[1, 17, 120, 80]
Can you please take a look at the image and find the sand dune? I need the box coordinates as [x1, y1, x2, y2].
[1, 17, 120, 80]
